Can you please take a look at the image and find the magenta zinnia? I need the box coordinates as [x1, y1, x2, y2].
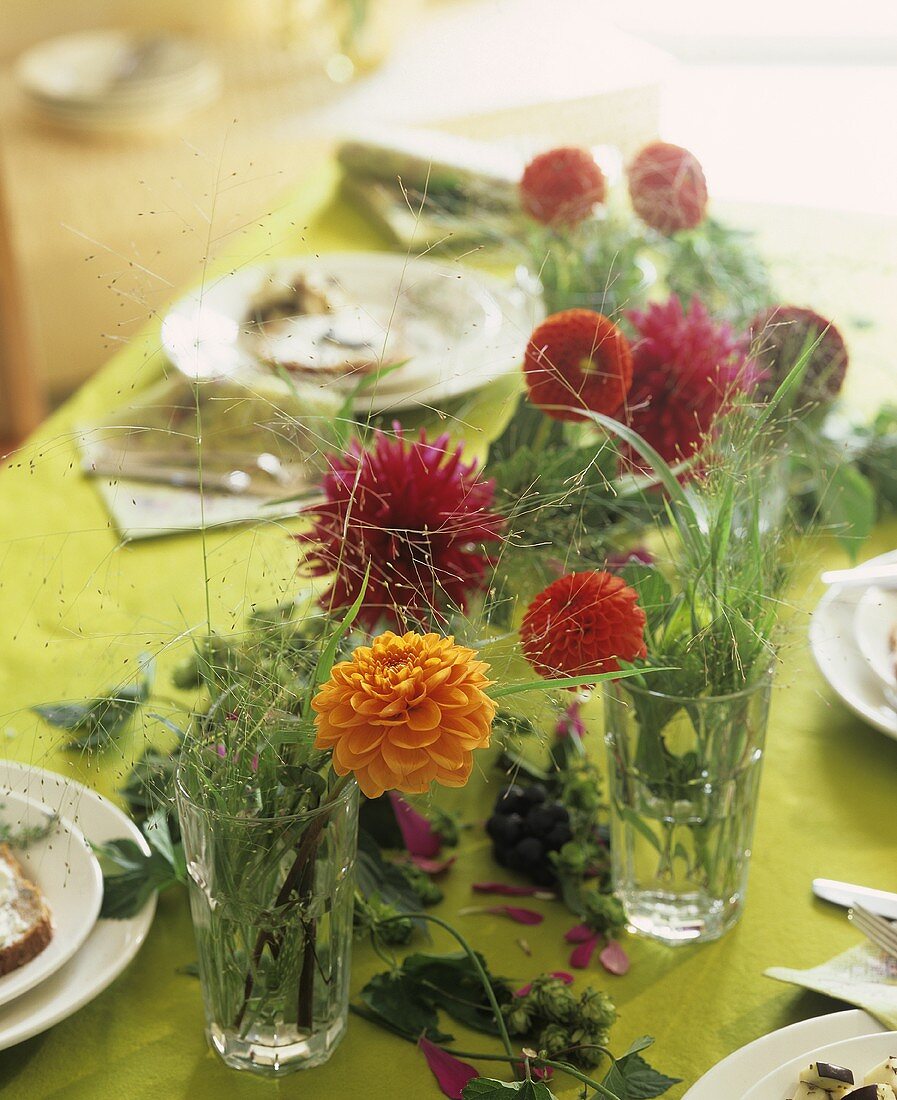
[299, 430, 504, 627]
[623, 295, 760, 466]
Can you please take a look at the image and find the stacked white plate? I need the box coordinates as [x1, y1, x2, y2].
[810, 550, 897, 738]
[16, 31, 222, 134]
[0, 761, 155, 1048]
[684, 1010, 889, 1097]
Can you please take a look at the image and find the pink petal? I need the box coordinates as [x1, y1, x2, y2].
[599, 939, 630, 976]
[514, 972, 574, 997]
[473, 882, 555, 898]
[564, 923, 595, 944]
[389, 792, 442, 858]
[490, 906, 544, 925]
[533, 1065, 554, 1081]
[418, 1037, 479, 1099]
[410, 855, 456, 875]
[569, 934, 601, 969]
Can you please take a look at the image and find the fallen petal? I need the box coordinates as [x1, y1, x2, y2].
[459, 905, 545, 925]
[564, 923, 595, 944]
[569, 934, 601, 969]
[409, 854, 456, 875]
[472, 882, 555, 899]
[389, 792, 442, 858]
[599, 939, 630, 975]
[418, 1037, 479, 1099]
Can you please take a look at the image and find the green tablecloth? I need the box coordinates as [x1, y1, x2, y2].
[2, 160, 897, 1099]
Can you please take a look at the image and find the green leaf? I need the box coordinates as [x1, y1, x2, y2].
[602, 1052, 681, 1099]
[34, 654, 155, 752]
[817, 460, 876, 556]
[95, 838, 180, 919]
[356, 970, 452, 1043]
[463, 1080, 557, 1099]
[490, 666, 655, 700]
[400, 951, 509, 1035]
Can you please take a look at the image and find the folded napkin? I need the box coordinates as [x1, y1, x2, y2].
[767, 944, 897, 1030]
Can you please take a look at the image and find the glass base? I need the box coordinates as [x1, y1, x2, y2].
[208, 1014, 347, 1076]
[621, 889, 742, 945]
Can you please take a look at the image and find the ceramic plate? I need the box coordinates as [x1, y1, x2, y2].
[743, 1028, 897, 1098]
[161, 253, 542, 412]
[0, 760, 156, 1050]
[810, 550, 897, 738]
[855, 585, 897, 690]
[0, 790, 103, 1008]
[683, 1010, 885, 1098]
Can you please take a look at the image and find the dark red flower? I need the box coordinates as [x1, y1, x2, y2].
[750, 305, 848, 406]
[299, 429, 503, 628]
[524, 309, 633, 422]
[627, 141, 708, 234]
[520, 146, 607, 227]
[623, 295, 759, 466]
[520, 571, 647, 679]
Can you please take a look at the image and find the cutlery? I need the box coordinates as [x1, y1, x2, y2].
[821, 563, 897, 589]
[813, 878, 897, 920]
[850, 904, 897, 959]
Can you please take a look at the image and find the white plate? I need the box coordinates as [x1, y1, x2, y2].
[810, 550, 897, 738]
[0, 760, 156, 1050]
[856, 586, 897, 690]
[161, 253, 542, 412]
[683, 1010, 885, 1099]
[743, 1027, 897, 1099]
[0, 790, 102, 1008]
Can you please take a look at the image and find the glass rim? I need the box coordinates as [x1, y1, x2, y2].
[174, 765, 358, 825]
[608, 667, 774, 705]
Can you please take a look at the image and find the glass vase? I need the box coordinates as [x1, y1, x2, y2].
[604, 673, 773, 944]
[176, 773, 359, 1075]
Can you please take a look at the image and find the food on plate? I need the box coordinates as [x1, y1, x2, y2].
[790, 1057, 897, 1099]
[866, 1061, 897, 1089]
[0, 844, 52, 977]
[246, 271, 342, 327]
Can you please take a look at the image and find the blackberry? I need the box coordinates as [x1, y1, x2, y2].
[486, 783, 572, 886]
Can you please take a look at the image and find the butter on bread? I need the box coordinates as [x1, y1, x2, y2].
[0, 843, 52, 977]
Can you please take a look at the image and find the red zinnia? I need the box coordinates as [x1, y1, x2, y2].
[520, 571, 647, 679]
[750, 305, 849, 406]
[524, 309, 633, 422]
[627, 141, 708, 234]
[520, 147, 607, 228]
[299, 429, 503, 628]
[623, 295, 759, 466]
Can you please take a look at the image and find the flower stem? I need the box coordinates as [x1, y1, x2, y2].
[376, 912, 515, 1058]
[439, 1048, 622, 1100]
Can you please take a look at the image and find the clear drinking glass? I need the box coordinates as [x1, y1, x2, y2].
[176, 774, 359, 1075]
[604, 673, 773, 944]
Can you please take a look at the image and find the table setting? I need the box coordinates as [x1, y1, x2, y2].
[2, 125, 897, 1100]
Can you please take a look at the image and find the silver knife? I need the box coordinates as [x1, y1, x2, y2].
[813, 878, 897, 921]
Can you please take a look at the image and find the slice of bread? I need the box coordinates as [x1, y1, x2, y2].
[0, 843, 52, 977]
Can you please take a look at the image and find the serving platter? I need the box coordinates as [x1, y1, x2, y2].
[161, 252, 542, 413]
[683, 1010, 885, 1099]
[742, 1028, 897, 1099]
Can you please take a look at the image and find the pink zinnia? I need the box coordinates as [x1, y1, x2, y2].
[623, 295, 760, 466]
[299, 429, 504, 628]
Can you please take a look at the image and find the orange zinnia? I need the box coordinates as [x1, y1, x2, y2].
[311, 631, 496, 799]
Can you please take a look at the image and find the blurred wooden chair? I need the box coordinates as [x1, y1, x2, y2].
[0, 167, 45, 442]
